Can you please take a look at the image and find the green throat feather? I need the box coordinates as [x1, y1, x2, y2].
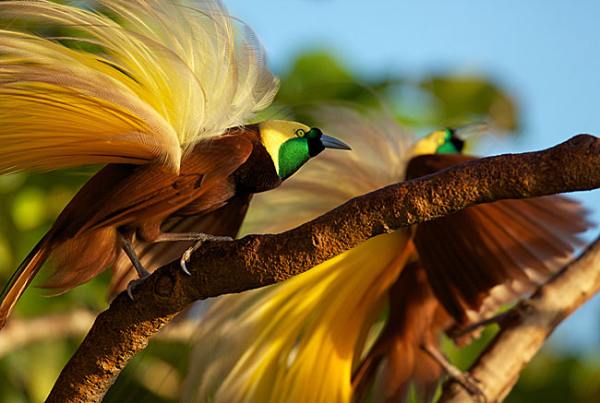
[278, 138, 310, 180]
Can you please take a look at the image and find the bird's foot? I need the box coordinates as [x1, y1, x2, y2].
[126, 271, 151, 301]
[179, 234, 233, 275]
[421, 342, 486, 402]
[448, 370, 485, 402]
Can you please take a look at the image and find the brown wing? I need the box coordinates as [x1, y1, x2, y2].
[78, 135, 253, 235]
[407, 154, 591, 323]
[38, 135, 252, 293]
[354, 153, 590, 400]
[109, 194, 252, 297]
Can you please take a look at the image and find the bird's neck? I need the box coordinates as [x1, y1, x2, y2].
[230, 125, 282, 194]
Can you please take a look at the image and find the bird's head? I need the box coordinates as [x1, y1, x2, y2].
[259, 120, 351, 180]
[411, 128, 465, 156]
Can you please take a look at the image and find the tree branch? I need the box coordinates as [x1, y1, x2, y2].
[47, 134, 600, 402]
[439, 235, 600, 403]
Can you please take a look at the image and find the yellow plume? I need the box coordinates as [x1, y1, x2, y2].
[184, 231, 411, 403]
[0, 0, 278, 173]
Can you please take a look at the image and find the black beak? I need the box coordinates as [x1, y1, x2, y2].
[321, 135, 351, 150]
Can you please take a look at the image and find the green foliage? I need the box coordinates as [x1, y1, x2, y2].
[0, 169, 110, 402]
[261, 50, 518, 134]
[275, 51, 398, 112]
[105, 339, 191, 403]
[508, 350, 600, 403]
[420, 75, 518, 130]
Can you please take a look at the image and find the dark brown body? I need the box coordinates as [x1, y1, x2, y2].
[353, 154, 590, 402]
[0, 125, 280, 326]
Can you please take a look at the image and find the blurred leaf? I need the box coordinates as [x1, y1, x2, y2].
[0, 173, 26, 194]
[11, 188, 46, 231]
[6, 340, 69, 403]
[420, 75, 519, 130]
[271, 51, 403, 124]
[508, 350, 600, 403]
[0, 235, 12, 270]
[267, 50, 519, 136]
[443, 324, 500, 370]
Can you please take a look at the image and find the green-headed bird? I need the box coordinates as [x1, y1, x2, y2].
[0, 0, 350, 328]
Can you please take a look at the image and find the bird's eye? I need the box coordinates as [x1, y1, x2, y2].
[295, 128, 306, 137]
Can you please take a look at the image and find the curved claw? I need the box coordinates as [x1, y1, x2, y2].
[180, 249, 193, 276]
[126, 275, 150, 301]
[178, 235, 234, 276]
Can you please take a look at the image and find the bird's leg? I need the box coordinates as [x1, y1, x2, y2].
[120, 234, 151, 300]
[449, 311, 512, 340]
[421, 341, 486, 403]
[154, 232, 233, 275]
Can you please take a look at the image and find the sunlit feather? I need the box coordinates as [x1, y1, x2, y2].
[185, 231, 410, 403]
[0, 0, 278, 173]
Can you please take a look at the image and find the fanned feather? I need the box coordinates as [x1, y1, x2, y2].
[408, 154, 590, 325]
[0, 0, 278, 173]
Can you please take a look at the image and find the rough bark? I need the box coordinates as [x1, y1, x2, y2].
[47, 134, 600, 402]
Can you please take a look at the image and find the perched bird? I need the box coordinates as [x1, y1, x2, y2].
[0, 0, 350, 328]
[183, 107, 590, 403]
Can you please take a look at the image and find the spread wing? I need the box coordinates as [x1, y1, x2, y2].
[182, 107, 416, 402]
[407, 154, 592, 324]
[0, 0, 278, 173]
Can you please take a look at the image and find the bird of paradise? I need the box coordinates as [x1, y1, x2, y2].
[183, 107, 590, 402]
[0, 0, 351, 327]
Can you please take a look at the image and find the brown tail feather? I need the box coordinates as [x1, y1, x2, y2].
[353, 262, 453, 402]
[0, 236, 51, 329]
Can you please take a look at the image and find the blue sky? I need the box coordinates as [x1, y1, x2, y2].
[226, 0, 600, 352]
